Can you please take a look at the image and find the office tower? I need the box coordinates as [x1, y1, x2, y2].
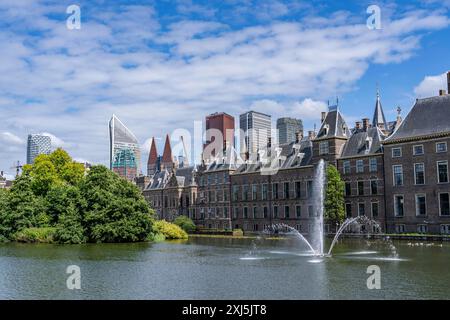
[239, 111, 271, 159]
[203, 112, 235, 162]
[277, 117, 304, 144]
[109, 114, 141, 180]
[26, 134, 52, 164]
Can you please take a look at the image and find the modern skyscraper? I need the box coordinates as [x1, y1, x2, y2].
[26, 134, 52, 164]
[276, 117, 303, 144]
[109, 115, 141, 180]
[203, 112, 235, 162]
[239, 111, 271, 159]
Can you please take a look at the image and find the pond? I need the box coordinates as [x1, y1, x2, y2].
[0, 236, 449, 299]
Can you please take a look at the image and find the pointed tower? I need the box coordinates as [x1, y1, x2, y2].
[147, 137, 158, 176]
[161, 134, 174, 171]
[372, 89, 387, 130]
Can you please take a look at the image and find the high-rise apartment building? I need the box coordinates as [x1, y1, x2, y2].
[239, 111, 271, 159]
[277, 117, 303, 144]
[109, 114, 141, 180]
[203, 112, 235, 163]
[26, 134, 52, 164]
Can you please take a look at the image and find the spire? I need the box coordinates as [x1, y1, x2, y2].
[162, 134, 173, 164]
[147, 137, 158, 165]
[372, 88, 387, 129]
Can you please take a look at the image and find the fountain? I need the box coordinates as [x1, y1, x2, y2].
[263, 159, 392, 258]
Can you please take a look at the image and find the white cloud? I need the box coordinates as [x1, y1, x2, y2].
[41, 132, 65, 148]
[414, 72, 448, 98]
[0, 132, 24, 145]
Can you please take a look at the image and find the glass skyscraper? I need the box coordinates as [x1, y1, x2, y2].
[26, 134, 52, 164]
[277, 117, 303, 144]
[239, 111, 271, 159]
[109, 115, 141, 180]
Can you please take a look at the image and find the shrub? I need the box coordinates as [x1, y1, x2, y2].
[173, 215, 196, 233]
[14, 227, 56, 243]
[153, 220, 188, 240]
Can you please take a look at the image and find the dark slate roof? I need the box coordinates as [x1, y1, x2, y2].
[145, 170, 170, 190]
[385, 95, 450, 142]
[234, 138, 313, 174]
[316, 108, 350, 140]
[174, 166, 196, 187]
[372, 93, 387, 128]
[341, 127, 385, 157]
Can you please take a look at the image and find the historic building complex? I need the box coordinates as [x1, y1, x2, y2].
[140, 72, 450, 235]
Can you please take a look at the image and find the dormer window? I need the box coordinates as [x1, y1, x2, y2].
[323, 124, 329, 136]
[342, 124, 347, 135]
[365, 137, 372, 153]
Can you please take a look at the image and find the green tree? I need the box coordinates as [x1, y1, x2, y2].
[174, 215, 196, 233]
[324, 164, 345, 226]
[80, 166, 154, 243]
[54, 204, 86, 244]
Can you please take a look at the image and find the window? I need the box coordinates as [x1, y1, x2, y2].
[393, 165, 403, 186]
[319, 141, 329, 155]
[307, 181, 313, 198]
[345, 182, 352, 196]
[295, 225, 301, 232]
[296, 206, 301, 218]
[414, 163, 425, 185]
[253, 224, 259, 231]
[358, 181, 364, 196]
[308, 205, 314, 217]
[223, 172, 228, 183]
[284, 206, 290, 218]
[395, 224, 405, 233]
[253, 207, 258, 219]
[439, 193, 450, 216]
[436, 142, 447, 153]
[263, 207, 268, 219]
[358, 203, 365, 216]
[370, 180, 378, 195]
[441, 224, 450, 235]
[437, 161, 449, 183]
[345, 203, 352, 218]
[392, 147, 402, 158]
[369, 158, 377, 172]
[273, 183, 279, 199]
[273, 206, 278, 218]
[242, 185, 249, 201]
[356, 160, 364, 173]
[415, 194, 426, 216]
[232, 186, 239, 201]
[284, 182, 290, 199]
[262, 184, 268, 200]
[243, 207, 248, 219]
[394, 195, 404, 217]
[417, 225, 427, 234]
[413, 145, 424, 155]
[224, 207, 228, 218]
[343, 160, 351, 174]
[252, 184, 257, 200]
[295, 181, 301, 198]
[371, 202, 378, 218]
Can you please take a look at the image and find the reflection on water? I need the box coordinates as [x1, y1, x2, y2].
[0, 237, 449, 299]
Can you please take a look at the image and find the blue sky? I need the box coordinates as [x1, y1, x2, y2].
[0, 0, 449, 177]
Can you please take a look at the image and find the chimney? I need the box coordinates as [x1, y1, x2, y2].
[308, 130, 316, 140]
[295, 131, 303, 143]
[439, 89, 447, 96]
[355, 121, 362, 130]
[362, 118, 370, 131]
[321, 112, 326, 123]
[447, 71, 450, 94]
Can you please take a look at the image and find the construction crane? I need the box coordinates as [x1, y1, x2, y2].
[10, 161, 23, 177]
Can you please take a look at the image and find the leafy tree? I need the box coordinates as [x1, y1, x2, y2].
[54, 204, 86, 244]
[153, 220, 188, 239]
[174, 215, 196, 233]
[324, 164, 345, 226]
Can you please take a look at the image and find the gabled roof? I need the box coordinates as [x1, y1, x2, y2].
[385, 95, 450, 143]
[372, 92, 387, 128]
[341, 127, 385, 157]
[316, 107, 350, 140]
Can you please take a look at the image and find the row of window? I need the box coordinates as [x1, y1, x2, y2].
[392, 161, 448, 186]
[232, 181, 314, 201]
[198, 172, 229, 186]
[392, 142, 447, 158]
[345, 180, 379, 196]
[230, 205, 318, 219]
[395, 224, 450, 234]
[345, 202, 379, 218]
[394, 193, 450, 217]
[342, 158, 378, 174]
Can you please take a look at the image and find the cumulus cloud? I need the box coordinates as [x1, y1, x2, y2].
[0, 1, 448, 170]
[41, 132, 65, 148]
[414, 72, 449, 98]
[0, 132, 25, 145]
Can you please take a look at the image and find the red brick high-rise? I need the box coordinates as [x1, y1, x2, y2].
[203, 112, 235, 162]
